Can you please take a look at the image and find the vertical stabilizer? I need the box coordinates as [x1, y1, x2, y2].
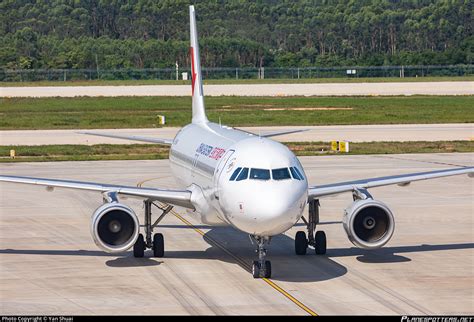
[189, 5, 208, 124]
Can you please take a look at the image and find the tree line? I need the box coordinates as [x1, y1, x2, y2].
[1, 0, 472, 70]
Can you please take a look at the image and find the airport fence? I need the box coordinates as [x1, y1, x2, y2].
[1, 65, 472, 82]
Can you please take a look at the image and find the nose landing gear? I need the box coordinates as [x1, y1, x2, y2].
[295, 199, 327, 255]
[250, 235, 271, 278]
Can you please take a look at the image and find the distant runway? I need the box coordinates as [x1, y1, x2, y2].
[1, 124, 472, 146]
[0, 153, 472, 315]
[2, 81, 473, 97]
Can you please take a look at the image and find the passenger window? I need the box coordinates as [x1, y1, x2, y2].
[294, 167, 305, 180]
[250, 168, 270, 180]
[229, 167, 242, 181]
[290, 167, 302, 180]
[236, 167, 249, 181]
[272, 168, 291, 180]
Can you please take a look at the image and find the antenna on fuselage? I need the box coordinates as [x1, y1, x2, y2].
[189, 5, 208, 124]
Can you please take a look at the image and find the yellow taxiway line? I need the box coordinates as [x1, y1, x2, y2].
[137, 178, 318, 316]
[170, 209, 318, 316]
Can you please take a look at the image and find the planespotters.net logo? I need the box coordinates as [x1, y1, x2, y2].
[402, 317, 473, 322]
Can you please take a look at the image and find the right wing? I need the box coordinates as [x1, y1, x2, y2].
[78, 131, 173, 145]
[0, 175, 193, 209]
[308, 167, 474, 199]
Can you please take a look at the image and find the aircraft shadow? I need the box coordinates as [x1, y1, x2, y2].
[0, 248, 162, 268]
[1, 233, 472, 281]
[105, 257, 162, 267]
[197, 226, 347, 282]
[161, 225, 474, 266]
[328, 243, 474, 264]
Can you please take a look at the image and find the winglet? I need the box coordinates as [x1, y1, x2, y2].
[189, 5, 208, 124]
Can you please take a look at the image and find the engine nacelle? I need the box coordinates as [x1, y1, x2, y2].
[90, 202, 139, 253]
[343, 199, 395, 249]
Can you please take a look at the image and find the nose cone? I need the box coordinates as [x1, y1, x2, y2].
[222, 182, 308, 236]
[216, 137, 308, 236]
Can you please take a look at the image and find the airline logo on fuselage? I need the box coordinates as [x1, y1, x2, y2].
[196, 143, 226, 160]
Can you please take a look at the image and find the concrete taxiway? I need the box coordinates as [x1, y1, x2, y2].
[2, 81, 473, 97]
[0, 153, 473, 315]
[1, 123, 472, 146]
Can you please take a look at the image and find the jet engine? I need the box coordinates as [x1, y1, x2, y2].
[90, 202, 139, 253]
[343, 199, 395, 249]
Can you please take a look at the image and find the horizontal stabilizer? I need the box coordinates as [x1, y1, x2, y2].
[260, 128, 310, 138]
[78, 131, 173, 145]
[236, 128, 309, 138]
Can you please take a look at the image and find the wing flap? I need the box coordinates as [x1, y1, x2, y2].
[308, 167, 473, 199]
[0, 175, 193, 209]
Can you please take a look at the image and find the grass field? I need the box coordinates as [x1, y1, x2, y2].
[2, 76, 473, 87]
[1, 141, 472, 162]
[1, 95, 472, 130]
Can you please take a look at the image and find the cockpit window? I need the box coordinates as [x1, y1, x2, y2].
[236, 167, 249, 181]
[229, 167, 242, 181]
[290, 167, 302, 180]
[272, 168, 291, 180]
[231, 166, 303, 182]
[294, 167, 305, 180]
[250, 168, 271, 180]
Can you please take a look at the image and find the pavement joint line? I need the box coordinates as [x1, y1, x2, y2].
[373, 154, 471, 168]
[137, 178, 318, 316]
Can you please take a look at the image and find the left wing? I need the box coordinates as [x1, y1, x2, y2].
[78, 131, 173, 145]
[308, 167, 474, 199]
[0, 175, 193, 208]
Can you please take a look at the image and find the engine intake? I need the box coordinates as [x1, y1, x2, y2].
[90, 203, 139, 253]
[343, 199, 395, 249]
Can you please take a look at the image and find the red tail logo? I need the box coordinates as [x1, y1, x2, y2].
[190, 47, 197, 95]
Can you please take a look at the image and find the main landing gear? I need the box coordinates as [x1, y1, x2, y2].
[251, 235, 271, 279]
[133, 199, 173, 258]
[295, 199, 327, 256]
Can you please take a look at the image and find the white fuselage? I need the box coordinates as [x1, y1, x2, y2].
[169, 122, 308, 237]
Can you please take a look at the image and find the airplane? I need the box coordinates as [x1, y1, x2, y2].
[0, 5, 472, 279]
